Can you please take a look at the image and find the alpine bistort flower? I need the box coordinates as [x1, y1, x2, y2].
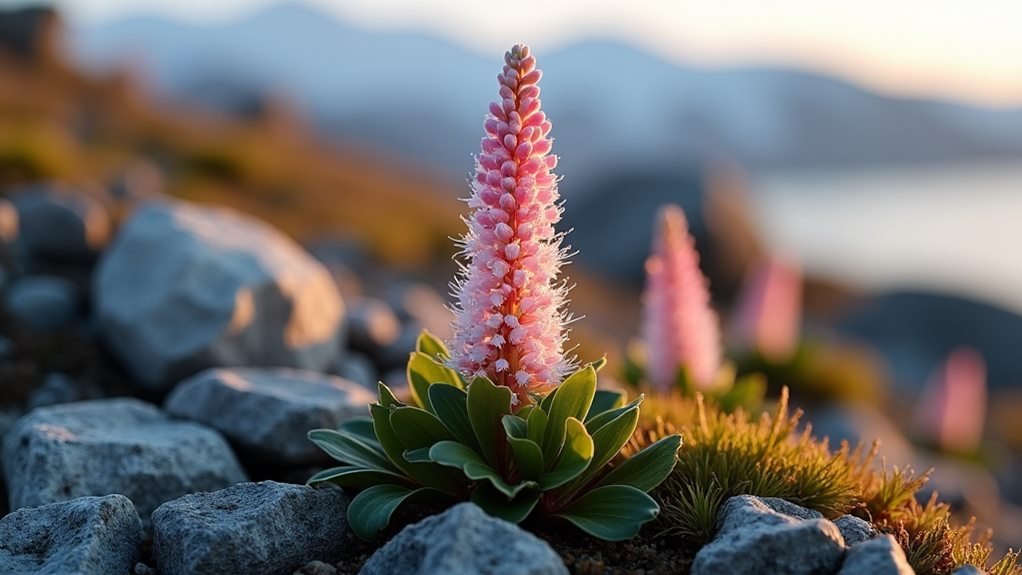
[729, 257, 803, 362]
[914, 346, 988, 454]
[449, 44, 571, 406]
[642, 205, 721, 392]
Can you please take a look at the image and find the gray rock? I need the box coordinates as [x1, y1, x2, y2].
[334, 352, 378, 389]
[294, 560, 338, 575]
[838, 534, 914, 574]
[692, 495, 846, 575]
[0, 334, 14, 360]
[10, 184, 111, 261]
[360, 502, 567, 575]
[28, 372, 100, 409]
[835, 515, 877, 546]
[0, 495, 143, 575]
[2, 398, 246, 520]
[953, 566, 987, 575]
[152, 481, 348, 575]
[760, 497, 824, 520]
[93, 201, 346, 391]
[347, 297, 401, 353]
[165, 368, 375, 464]
[4, 275, 79, 331]
[375, 325, 421, 371]
[383, 282, 453, 340]
[133, 563, 158, 575]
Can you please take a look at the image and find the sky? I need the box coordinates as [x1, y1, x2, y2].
[5, 0, 1022, 107]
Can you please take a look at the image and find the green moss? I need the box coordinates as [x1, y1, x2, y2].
[628, 389, 1019, 574]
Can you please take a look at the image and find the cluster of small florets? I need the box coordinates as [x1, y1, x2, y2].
[449, 44, 572, 405]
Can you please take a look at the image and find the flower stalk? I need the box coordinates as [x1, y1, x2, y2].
[449, 43, 571, 406]
[641, 204, 722, 391]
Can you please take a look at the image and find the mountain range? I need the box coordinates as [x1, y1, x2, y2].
[70, 3, 1022, 191]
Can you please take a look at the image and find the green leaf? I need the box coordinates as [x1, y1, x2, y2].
[403, 448, 432, 463]
[347, 485, 448, 539]
[540, 417, 593, 489]
[369, 404, 460, 492]
[307, 465, 412, 489]
[307, 429, 395, 472]
[539, 386, 557, 413]
[596, 434, 682, 492]
[515, 405, 536, 421]
[390, 406, 454, 448]
[507, 436, 544, 480]
[407, 351, 463, 411]
[470, 482, 540, 524]
[339, 418, 377, 442]
[502, 415, 528, 439]
[586, 389, 626, 422]
[543, 365, 597, 462]
[429, 441, 534, 498]
[416, 330, 451, 360]
[553, 485, 660, 541]
[466, 376, 512, 468]
[585, 396, 643, 433]
[526, 408, 548, 446]
[587, 405, 640, 473]
[377, 382, 403, 409]
[428, 384, 480, 451]
[590, 356, 608, 372]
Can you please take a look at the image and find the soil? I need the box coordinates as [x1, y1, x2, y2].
[328, 505, 695, 575]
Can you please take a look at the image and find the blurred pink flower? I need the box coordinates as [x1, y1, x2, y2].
[449, 44, 571, 406]
[728, 257, 803, 362]
[914, 347, 988, 454]
[642, 205, 721, 392]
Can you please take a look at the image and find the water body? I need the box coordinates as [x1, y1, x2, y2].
[753, 162, 1022, 313]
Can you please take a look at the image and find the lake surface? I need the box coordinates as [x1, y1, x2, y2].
[753, 162, 1022, 314]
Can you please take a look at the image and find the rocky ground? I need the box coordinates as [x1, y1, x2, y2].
[0, 183, 1006, 574]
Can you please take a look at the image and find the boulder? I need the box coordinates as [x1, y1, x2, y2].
[691, 495, 846, 575]
[27, 372, 101, 409]
[837, 534, 914, 574]
[383, 282, 453, 340]
[3, 275, 79, 331]
[151, 481, 348, 575]
[760, 497, 824, 520]
[334, 352, 377, 390]
[93, 201, 346, 391]
[294, 561, 338, 575]
[9, 184, 111, 261]
[0, 495, 142, 575]
[360, 502, 567, 575]
[165, 368, 374, 464]
[2, 398, 246, 520]
[347, 297, 401, 354]
[835, 515, 877, 546]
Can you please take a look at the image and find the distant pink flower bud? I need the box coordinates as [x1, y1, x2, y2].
[641, 205, 722, 391]
[914, 347, 988, 454]
[729, 257, 803, 362]
[450, 44, 572, 406]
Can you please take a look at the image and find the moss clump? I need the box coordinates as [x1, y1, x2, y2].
[627, 389, 1019, 575]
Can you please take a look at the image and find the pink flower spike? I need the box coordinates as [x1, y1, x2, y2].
[641, 205, 722, 392]
[728, 257, 803, 362]
[914, 347, 988, 454]
[449, 44, 572, 406]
